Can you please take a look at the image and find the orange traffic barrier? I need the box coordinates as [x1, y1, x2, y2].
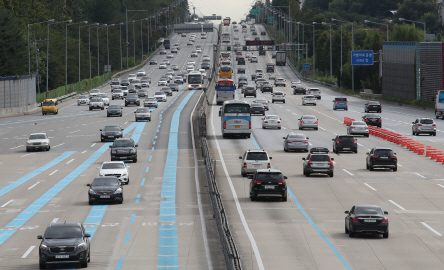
[431, 151, 442, 160]
[426, 148, 438, 157]
[417, 146, 425, 155]
[414, 143, 423, 154]
[436, 153, 444, 162]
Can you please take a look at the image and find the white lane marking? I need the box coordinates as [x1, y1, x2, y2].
[438, 184, 444, 189]
[342, 169, 354, 176]
[49, 170, 58, 176]
[66, 159, 75, 164]
[10, 145, 24, 149]
[69, 130, 81, 134]
[397, 163, 403, 167]
[210, 97, 265, 270]
[52, 143, 65, 148]
[51, 218, 59, 224]
[1, 200, 13, 207]
[357, 143, 370, 151]
[21, 246, 35, 258]
[20, 153, 34, 158]
[28, 182, 40, 190]
[421, 222, 442, 236]
[82, 150, 87, 154]
[190, 92, 213, 270]
[389, 200, 406, 210]
[414, 172, 426, 179]
[124, 121, 128, 125]
[364, 183, 377, 191]
[90, 143, 96, 148]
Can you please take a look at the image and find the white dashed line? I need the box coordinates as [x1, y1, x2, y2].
[342, 169, 354, 176]
[28, 182, 40, 190]
[389, 200, 406, 210]
[1, 200, 13, 207]
[414, 172, 426, 179]
[364, 183, 377, 191]
[49, 170, 58, 176]
[21, 246, 35, 258]
[421, 222, 442, 236]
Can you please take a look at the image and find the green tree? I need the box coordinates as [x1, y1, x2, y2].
[394, 0, 436, 22]
[391, 23, 424, 41]
[0, 10, 27, 76]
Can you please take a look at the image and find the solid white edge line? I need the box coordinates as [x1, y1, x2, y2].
[342, 169, 353, 176]
[1, 200, 13, 207]
[364, 183, 377, 191]
[21, 246, 35, 258]
[190, 91, 213, 270]
[210, 94, 265, 270]
[421, 222, 442, 236]
[389, 200, 406, 211]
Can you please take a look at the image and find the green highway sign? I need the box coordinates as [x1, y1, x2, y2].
[250, 9, 260, 15]
[275, 46, 280, 50]
[227, 46, 231, 51]
[243, 46, 247, 51]
[268, 16, 273, 25]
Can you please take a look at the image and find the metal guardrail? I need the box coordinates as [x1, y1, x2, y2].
[198, 107, 241, 270]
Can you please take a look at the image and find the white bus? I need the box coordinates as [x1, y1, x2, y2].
[222, 32, 230, 43]
[221, 100, 251, 139]
[187, 71, 203, 90]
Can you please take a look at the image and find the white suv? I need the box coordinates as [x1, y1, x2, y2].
[272, 91, 286, 103]
[239, 150, 272, 177]
[98, 161, 130, 184]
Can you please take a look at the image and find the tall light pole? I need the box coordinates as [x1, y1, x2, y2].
[79, 23, 98, 82]
[89, 24, 101, 78]
[47, 19, 72, 93]
[298, 22, 308, 67]
[66, 21, 87, 88]
[332, 18, 354, 91]
[321, 22, 333, 81]
[27, 19, 54, 74]
[364, 20, 389, 41]
[312, 22, 316, 79]
[97, 24, 107, 76]
[106, 24, 115, 70]
[399, 18, 425, 42]
[119, 23, 123, 70]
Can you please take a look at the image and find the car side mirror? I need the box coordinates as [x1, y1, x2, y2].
[87, 184, 91, 187]
[412, 122, 415, 124]
[37, 235, 43, 239]
[302, 157, 305, 160]
[134, 111, 136, 113]
[135, 144, 138, 147]
[109, 145, 112, 148]
[332, 139, 334, 141]
[366, 152, 369, 155]
[282, 137, 286, 139]
[247, 175, 253, 179]
[239, 156, 242, 159]
[384, 211, 389, 215]
[97, 167, 100, 169]
[284, 176, 288, 179]
[331, 158, 334, 161]
[394, 153, 396, 155]
[262, 117, 264, 120]
[269, 157, 272, 159]
[100, 129, 102, 131]
[85, 233, 91, 238]
[344, 211, 349, 214]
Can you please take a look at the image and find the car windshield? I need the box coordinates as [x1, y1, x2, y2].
[374, 149, 394, 156]
[162, 88, 171, 91]
[91, 98, 102, 102]
[42, 101, 55, 106]
[44, 226, 82, 239]
[103, 126, 120, 131]
[251, 104, 263, 108]
[92, 178, 119, 186]
[169, 84, 177, 87]
[132, 80, 140, 83]
[368, 101, 380, 105]
[108, 105, 120, 110]
[355, 206, 383, 215]
[310, 155, 330, 162]
[366, 114, 380, 118]
[29, 134, 46, 140]
[127, 94, 138, 98]
[353, 122, 366, 125]
[79, 96, 88, 99]
[246, 152, 268, 160]
[305, 96, 315, 99]
[102, 163, 125, 169]
[136, 108, 149, 113]
[255, 172, 283, 182]
[155, 92, 164, 95]
[141, 81, 148, 83]
[98, 94, 107, 98]
[420, 119, 434, 124]
[111, 81, 120, 85]
[257, 100, 267, 103]
[147, 98, 156, 101]
[113, 140, 133, 147]
[274, 93, 283, 96]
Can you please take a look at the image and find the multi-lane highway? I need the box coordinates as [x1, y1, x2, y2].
[0, 31, 225, 269]
[207, 23, 444, 270]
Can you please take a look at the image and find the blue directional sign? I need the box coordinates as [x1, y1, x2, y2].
[303, 64, 310, 71]
[351, 50, 374, 66]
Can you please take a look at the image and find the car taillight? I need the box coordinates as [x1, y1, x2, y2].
[249, 121, 251, 129]
[287, 141, 292, 144]
[345, 101, 348, 105]
[264, 121, 268, 123]
[277, 121, 281, 123]
[353, 139, 357, 145]
[350, 126, 355, 129]
[216, 94, 218, 98]
[303, 141, 308, 144]
[378, 105, 381, 107]
[365, 118, 369, 122]
[267, 163, 270, 169]
[254, 180, 261, 184]
[352, 217, 358, 223]
[315, 121, 318, 124]
[432, 124, 436, 127]
[335, 101, 338, 105]
[372, 155, 379, 159]
[417, 124, 422, 126]
[390, 156, 397, 159]
[379, 119, 382, 122]
[224, 122, 226, 129]
[301, 121, 305, 124]
[243, 162, 247, 169]
[278, 181, 285, 185]
[382, 218, 388, 223]
[336, 140, 340, 145]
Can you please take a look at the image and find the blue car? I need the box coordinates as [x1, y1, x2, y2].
[333, 97, 348, 110]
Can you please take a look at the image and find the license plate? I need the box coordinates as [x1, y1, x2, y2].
[100, 195, 110, 199]
[56, 255, 69, 259]
[108, 136, 114, 138]
[343, 148, 350, 150]
[364, 219, 376, 222]
[380, 157, 388, 159]
[235, 125, 240, 128]
[253, 164, 261, 168]
[264, 185, 275, 189]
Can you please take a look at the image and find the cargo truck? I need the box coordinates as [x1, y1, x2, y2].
[163, 39, 170, 49]
[435, 90, 444, 119]
[276, 51, 286, 66]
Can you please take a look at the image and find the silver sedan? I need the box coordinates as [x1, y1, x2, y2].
[347, 121, 369, 137]
[298, 115, 318, 130]
[283, 133, 309, 152]
[262, 115, 281, 129]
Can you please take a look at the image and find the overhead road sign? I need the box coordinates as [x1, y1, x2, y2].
[203, 15, 222, 20]
[351, 50, 374, 66]
[173, 23, 214, 33]
[250, 9, 260, 15]
[268, 16, 273, 25]
[303, 64, 310, 71]
[245, 40, 275, 46]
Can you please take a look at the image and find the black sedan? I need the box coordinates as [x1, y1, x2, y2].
[362, 114, 382, 128]
[249, 169, 288, 201]
[110, 138, 138, 162]
[107, 105, 123, 117]
[161, 87, 173, 96]
[100, 125, 123, 142]
[345, 205, 389, 238]
[201, 62, 210, 69]
[261, 31, 266, 35]
[364, 101, 382, 113]
[366, 147, 397, 171]
[125, 94, 140, 106]
[87, 177, 123, 205]
[250, 104, 265, 115]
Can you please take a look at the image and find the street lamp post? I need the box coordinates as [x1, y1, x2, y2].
[399, 18, 425, 42]
[332, 18, 354, 91]
[66, 21, 87, 88]
[119, 23, 123, 70]
[321, 22, 333, 81]
[312, 22, 316, 79]
[89, 24, 101, 78]
[79, 23, 98, 82]
[323, 22, 342, 81]
[364, 20, 389, 41]
[97, 24, 107, 76]
[107, 24, 115, 70]
[47, 19, 72, 93]
[27, 19, 54, 74]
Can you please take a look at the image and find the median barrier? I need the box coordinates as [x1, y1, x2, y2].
[426, 148, 438, 157]
[431, 151, 442, 160]
[436, 153, 444, 162]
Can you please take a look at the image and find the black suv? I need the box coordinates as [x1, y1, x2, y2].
[366, 147, 397, 171]
[110, 138, 138, 162]
[364, 101, 382, 113]
[238, 57, 246, 65]
[37, 222, 91, 269]
[100, 125, 123, 142]
[87, 176, 123, 204]
[249, 169, 288, 201]
[125, 94, 140, 107]
[332, 135, 358, 153]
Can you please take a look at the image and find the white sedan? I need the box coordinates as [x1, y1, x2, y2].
[159, 63, 167, 69]
[98, 93, 110, 106]
[26, 133, 50, 152]
[188, 60, 195, 65]
[98, 161, 129, 184]
[262, 115, 281, 129]
[154, 91, 167, 102]
[77, 95, 89, 106]
[302, 95, 317, 106]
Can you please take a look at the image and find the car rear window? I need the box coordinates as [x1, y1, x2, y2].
[113, 140, 134, 147]
[255, 172, 283, 182]
[355, 206, 383, 215]
[102, 163, 125, 169]
[420, 119, 434, 124]
[289, 135, 305, 139]
[374, 149, 394, 156]
[246, 152, 268, 160]
[352, 122, 366, 125]
[338, 136, 354, 142]
[310, 155, 330, 162]
[303, 116, 316, 120]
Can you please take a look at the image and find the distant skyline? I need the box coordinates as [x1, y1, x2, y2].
[188, 0, 255, 22]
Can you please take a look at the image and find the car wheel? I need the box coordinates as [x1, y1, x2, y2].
[282, 192, 287, 202]
[80, 257, 88, 268]
[366, 163, 369, 170]
[284, 147, 288, 152]
[120, 114, 122, 117]
[354, 150, 358, 154]
[101, 107, 104, 110]
[349, 228, 355, 238]
[370, 165, 374, 171]
[112, 97, 114, 100]
[46, 146, 50, 151]
[383, 231, 389, 238]
[433, 132, 436, 136]
[345, 224, 349, 234]
[250, 195, 256, 201]
[393, 166, 397, 172]
[118, 197, 123, 204]
[26, 148, 30, 152]
[413, 130, 416, 136]
[262, 126, 265, 129]
[89, 200, 93, 205]
[315, 128, 318, 130]
[133, 158, 137, 163]
[39, 260, 46, 269]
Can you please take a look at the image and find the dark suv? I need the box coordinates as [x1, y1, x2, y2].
[87, 176, 123, 204]
[37, 222, 91, 269]
[249, 169, 288, 201]
[243, 86, 257, 97]
[366, 147, 397, 171]
[332, 135, 358, 153]
[110, 138, 138, 162]
[125, 94, 140, 106]
[100, 125, 123, 142]
[237, 57, 245, 65]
